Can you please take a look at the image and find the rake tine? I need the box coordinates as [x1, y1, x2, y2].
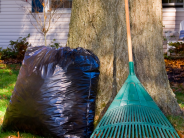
[125, 125, 129, 138]
[147, 125, 154, 138]
[109, 126, 115, 138]
[151, 126, 157, 138]
[162, 128, 169, 138]
[116, 125, 121, 138]
[120, 125, 125, 138]
[128, 125, 131, 138]
[101, 128, 108, 138]
[139, 125, 142, 138]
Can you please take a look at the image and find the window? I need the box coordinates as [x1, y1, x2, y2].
[162, 0, 184, 8]
[32, 0, 72, 13]
[51, 0, 72, 9]
[32, 0, 43, 12]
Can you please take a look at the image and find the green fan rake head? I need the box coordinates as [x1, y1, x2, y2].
[90, 62, 179, 138]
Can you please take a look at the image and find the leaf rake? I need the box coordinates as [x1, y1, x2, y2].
[90, 0, 180, 137]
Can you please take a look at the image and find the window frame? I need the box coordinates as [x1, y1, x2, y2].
[162, 0, 184, 8]
[45, 0, 72, 13]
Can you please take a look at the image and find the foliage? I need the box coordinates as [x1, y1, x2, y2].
[168, 42, 184, 56]
[0, 34, 31, 61]
[164, 53, 171, 60]
[0, 47, 16, 60]
[49, 39, 62, 49]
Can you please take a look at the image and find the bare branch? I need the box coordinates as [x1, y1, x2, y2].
[19, 0, 68, 45]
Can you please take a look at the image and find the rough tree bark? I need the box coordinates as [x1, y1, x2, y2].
[67, 0, 183, 125]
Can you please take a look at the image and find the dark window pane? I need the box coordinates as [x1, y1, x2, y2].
[162, 0, 168, 3]
[169, 0, 176, 2]
[63, 1, 70, 8]
[177, 0, 183, 3]
[70, 1, 72, 8]
[51, 0, 72, 8]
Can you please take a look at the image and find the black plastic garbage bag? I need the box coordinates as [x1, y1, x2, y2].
[2, 46, 100, 138]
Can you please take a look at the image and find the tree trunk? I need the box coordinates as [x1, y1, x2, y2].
[67, 0, 182, 125]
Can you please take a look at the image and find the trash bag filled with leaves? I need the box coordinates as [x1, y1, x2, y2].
[2, 46, 100, 138]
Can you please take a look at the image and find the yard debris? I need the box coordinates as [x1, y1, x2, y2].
[2, 46, 100, 138]
[165, 59, 184, 83]
[7, 132, 20, 138]
[0, 117, 3, 124]
[0, 60, 4, 63]
[177, 131, 184, 138]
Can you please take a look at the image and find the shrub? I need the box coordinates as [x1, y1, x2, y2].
[168, 42, 184, 56]
[49, 39, 62, 49]
[0, 34, 31, 61]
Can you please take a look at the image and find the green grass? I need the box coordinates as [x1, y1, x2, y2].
[0, 64, 184, 137]
[176, 92, 184, 108]
[170, 83, 184, 109]
[0, 131, 44, 138]
[0, 64, 43, 138]
[167, 115, 184, 133]
[0, 64, 19, 118]
[169, 82, 184, 133]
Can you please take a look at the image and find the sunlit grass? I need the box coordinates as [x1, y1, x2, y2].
[0, 64, 19, 118]
[0, 131, 44, 138]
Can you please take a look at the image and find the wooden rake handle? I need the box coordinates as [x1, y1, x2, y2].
[125, 0, 133, 62]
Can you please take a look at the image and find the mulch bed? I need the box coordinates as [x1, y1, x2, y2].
[0, 59, 22, 64]
[165, 58, 184, 83]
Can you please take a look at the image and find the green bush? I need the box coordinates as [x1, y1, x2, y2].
[168, 42, 184, 56]
[49, 39, 62, 49]
[0, 34, 31, 60]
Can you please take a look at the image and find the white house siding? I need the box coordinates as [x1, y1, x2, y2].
[163, 9, 184, 40]
[1, 1, 184, 51]
[0, 0, 71, 49]
[162, 9, 184, 53]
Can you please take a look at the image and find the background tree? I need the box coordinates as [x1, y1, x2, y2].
[21, 0, 66, 46]
[67, 0, 183, 124]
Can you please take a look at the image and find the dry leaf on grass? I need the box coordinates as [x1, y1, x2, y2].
[177, 131, 184, 138]
[8, 132, 20, 138]
[0, 117, 3, 125]
[0, 60, 4, 63]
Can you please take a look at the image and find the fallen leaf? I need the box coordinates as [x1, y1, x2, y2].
[177, 131, 184, 138]
[0, 117, 3, 125]
[0, 60, 4, 63]
[8, 132, 21, 138]
[9, 136, 18, 138]
[95, 116, 99, 121]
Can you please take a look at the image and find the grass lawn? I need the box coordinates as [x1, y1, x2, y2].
[0, 63, 184, 137]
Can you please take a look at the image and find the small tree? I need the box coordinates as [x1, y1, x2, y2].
[21, 0, 69, 46]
